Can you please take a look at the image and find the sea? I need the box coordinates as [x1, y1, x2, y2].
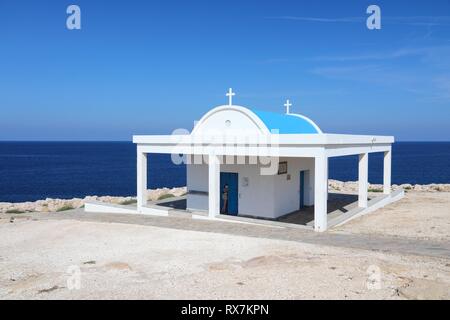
[0, 141, 449, 203]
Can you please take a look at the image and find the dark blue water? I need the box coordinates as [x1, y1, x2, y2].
[0, 142, 449, 202]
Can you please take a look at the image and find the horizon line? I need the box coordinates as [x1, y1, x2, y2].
[0, 140, 449, 143]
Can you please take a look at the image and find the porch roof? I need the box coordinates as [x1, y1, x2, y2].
[132, 133, 394, 146]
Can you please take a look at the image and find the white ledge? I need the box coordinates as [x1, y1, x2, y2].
[132, 133, 394, 146]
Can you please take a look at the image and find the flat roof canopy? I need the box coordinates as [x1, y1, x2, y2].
[133, 133, 394, 145]
[133, 133, 393, 158]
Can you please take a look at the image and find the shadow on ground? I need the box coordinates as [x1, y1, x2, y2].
[157, 193, 365, 226]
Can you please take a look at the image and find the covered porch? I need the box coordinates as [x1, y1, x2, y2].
[134, 134, 399, 232]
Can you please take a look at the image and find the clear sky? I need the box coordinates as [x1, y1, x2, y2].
[1, 0, 449, 141]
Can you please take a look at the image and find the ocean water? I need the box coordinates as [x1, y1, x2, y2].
[0, 142, 449, 203]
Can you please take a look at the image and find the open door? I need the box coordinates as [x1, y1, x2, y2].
[220, 172, 238, 215]
[300, 170, 306, 209]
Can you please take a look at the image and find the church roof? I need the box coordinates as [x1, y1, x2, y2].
[191, 104, 323, 135]
[251, 109, 322, 134]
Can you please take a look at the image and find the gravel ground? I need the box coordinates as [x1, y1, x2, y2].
[0, 212, 449, 299]
[334, 191, 450, 241]
[0, 191, 449, 300]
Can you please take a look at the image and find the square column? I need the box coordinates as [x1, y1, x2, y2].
[314, 154, 328, 232]
[383, 148, 392, 194]
[137, 148, 147, 211]
[358, 153, 369, 208]
[208, 153, 220, 218]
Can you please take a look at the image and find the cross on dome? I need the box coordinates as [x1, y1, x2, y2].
[284, 99, 292, 114]
[226, 88, 235, 106]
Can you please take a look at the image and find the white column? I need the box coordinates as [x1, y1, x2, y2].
[137, 148, 147, 211]
[208, 153, 220, 218]
[383, 148, 392, 194]
[358, 153, 368, 208]
[314, 153, 328, 232]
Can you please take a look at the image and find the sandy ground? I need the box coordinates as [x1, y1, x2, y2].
[0, 191, 449, 300]
[334, 191, 450, 241]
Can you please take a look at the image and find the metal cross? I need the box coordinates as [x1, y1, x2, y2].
[284, 99, 292, 114]
[226, 88, 235, 106]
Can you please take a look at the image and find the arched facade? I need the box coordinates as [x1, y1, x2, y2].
[192, 105, 322, 135]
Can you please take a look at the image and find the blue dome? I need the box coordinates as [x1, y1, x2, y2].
[252, 109, 321, 134]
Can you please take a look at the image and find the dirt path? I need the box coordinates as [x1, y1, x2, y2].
[4, 204, 447, 260]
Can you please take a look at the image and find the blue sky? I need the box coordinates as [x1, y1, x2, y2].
[1, 0, 449, 141]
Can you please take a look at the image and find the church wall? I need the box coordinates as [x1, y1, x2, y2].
[186, 156, 315, 219]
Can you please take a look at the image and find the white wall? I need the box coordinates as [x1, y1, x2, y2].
[186, 163, 209, 211]
[273, 157, 315, 215]
[187, 156, 315, 219]
[192, 106, 267, 135]
[221, 161, 275, 219]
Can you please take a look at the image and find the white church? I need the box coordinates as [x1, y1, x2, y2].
[87, 89, 403, 232]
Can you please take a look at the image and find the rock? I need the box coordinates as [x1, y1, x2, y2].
[343, 181, 358, 192]
[146, 187, 187, 201]
[368, 183, 383, 192]
[328, 179, 344, 191]
[1, 182, 448, 214]
[400, 184, 413, 190]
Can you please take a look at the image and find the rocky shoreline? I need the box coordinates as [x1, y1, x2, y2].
[0, 187, 187, 214]
[1, 180, 449, 214]
[327, 179, 450, 193]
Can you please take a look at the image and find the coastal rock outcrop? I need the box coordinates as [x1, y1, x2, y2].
[0, 187, 187, 214]
[1, 181, 449, 214]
